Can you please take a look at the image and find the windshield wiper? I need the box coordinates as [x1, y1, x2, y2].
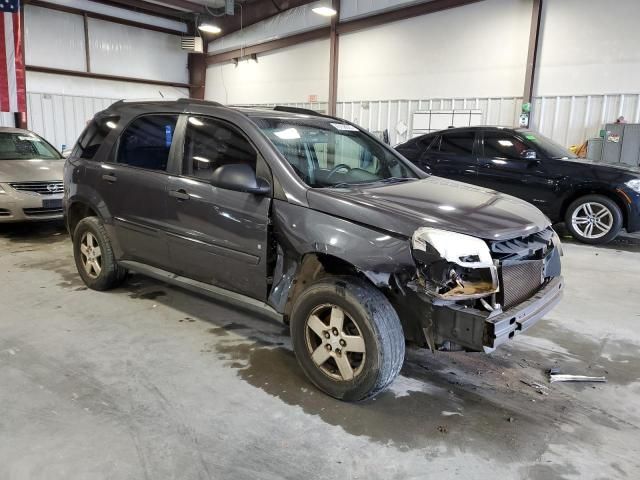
[327, 182, 354, 189]
[376, 177, 418, 184]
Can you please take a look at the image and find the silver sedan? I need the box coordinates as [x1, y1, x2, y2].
[0, 127, 64, 222]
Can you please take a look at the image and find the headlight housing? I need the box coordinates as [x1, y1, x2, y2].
[0, 185, 6, 195]
[411, 227, 498, 300]
[625, 179, 640, 194]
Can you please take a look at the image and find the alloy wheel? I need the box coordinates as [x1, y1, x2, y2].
[80, 232, 102, 279]
[571, 202, 614, 240]
[304, 304, 366, 381]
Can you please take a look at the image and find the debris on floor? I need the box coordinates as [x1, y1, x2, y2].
[520, 379, 550, 395]
[548, 368, 606, 383]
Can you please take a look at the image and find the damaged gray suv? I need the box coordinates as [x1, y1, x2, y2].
[64, 100, 564, 401]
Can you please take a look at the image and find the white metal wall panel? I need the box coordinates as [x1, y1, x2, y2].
[24, 5, 87, 71]
[208, 1, 329, 55]
[338, 0, 531, 101]
[41, 0, 187, 32]
[88, 18, 188, 84]
[340, 0, 429, 20]
[26, 71, 189, 100]
[0, 113, 15, 128]
[536, 0, 640, 96]
[27, 92, 118, 151]
[205, 39, 330, 105]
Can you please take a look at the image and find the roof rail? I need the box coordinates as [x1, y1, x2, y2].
[273, 106, 326, 117]
[111, 98, 224, 107]
[177, 98, 224, 107]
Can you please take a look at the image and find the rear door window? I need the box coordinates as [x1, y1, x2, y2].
[116, 115, 178, 171]
[436, 132, 476, 155]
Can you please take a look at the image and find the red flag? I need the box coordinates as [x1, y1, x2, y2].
[0, 1, 26, 113]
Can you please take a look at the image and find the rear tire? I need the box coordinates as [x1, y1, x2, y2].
[564, 194, 623, 244]
[290, 276, 405, 401]
[73, 216, 127, 291]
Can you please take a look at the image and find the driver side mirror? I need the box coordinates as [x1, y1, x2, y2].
[520, 149, 538, 160]
[210, 163, 271, 195]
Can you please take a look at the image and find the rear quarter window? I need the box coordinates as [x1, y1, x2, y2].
[72, 116, 119, 160]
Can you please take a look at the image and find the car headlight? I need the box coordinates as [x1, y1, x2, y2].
[0, 185, 6, 195]
[411, 227, 498, 300]
[625, 179, 640, 194]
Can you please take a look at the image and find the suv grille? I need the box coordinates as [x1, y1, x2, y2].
[490, 227, 555, 310]
[500, 260, 544, 309]
[8, 181, 63, 195]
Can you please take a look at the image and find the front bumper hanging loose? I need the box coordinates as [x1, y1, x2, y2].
[431, 276, 564, 351]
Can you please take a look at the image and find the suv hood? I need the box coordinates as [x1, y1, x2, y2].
[559, 157, 640, 176]
[307, 176, 550, 240]
[0, 159, 65, 183]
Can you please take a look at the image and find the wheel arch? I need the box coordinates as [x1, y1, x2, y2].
[281, 252, 385, 323]
[66, 200, 101, 235]
[561, 188, 628, 228]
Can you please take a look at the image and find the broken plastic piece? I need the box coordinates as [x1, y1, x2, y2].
[548, 368, 606, 383]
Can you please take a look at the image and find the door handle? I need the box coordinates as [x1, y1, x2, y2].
[169, 189, 190, 201]
[102, 174, 117, 183]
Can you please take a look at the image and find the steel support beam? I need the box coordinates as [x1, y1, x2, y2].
[15, 4, 27, 129]
[83, 13, 91, 73]
[25, 0, 186, 36]
[523, 0, 543, 105]
[26, 65, 191, 89]
[188, 21, 208, 100]
[328, 0, 340, 115]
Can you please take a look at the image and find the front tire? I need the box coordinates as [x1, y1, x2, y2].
[565, 194, 623, 244]
[290, 276, 405, 401]
[73, 216, 127, 290]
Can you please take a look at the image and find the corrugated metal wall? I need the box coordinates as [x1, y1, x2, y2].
[531, 94, 640, 148]
[18, 92, 638, 153]
[26, 92, 118, 151]
[248, 93, 638, 148]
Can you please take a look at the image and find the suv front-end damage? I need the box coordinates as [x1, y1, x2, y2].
[410, 226, 564, 352]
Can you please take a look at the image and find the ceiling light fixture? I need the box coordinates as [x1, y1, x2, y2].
[312, 6, 337, 16]
[198, 23, 222, 34]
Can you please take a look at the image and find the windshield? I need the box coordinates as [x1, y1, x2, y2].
[254, 116, 418, 187]
[0, 131, 62, 160]
[520, 130, 577, 160]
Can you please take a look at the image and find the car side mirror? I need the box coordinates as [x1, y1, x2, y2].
[520, 149, 538, 160]
[210, 163, 271, 195]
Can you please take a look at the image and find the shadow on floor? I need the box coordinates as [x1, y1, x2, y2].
[0, 220, 68, 245]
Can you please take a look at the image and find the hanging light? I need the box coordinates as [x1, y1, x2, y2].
[312, 5, 337, 16]
[198, 23, 222, 34]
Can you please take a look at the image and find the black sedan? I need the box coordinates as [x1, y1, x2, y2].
[396, 126, 640, 244]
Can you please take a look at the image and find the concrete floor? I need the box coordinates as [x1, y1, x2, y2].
[1, 222, 639, 480]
